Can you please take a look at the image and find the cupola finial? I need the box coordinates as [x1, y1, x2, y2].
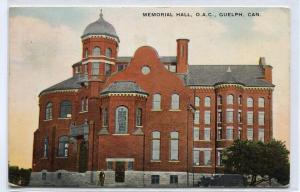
[99, 8, 103, 18]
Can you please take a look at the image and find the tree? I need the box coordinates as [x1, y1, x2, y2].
[222, 139, 289, 186]
[8, 165, 32, 186]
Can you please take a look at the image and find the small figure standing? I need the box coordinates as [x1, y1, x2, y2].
[98, 169, 105, 186]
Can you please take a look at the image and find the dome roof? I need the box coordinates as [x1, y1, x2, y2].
[82, 12, 119, 41]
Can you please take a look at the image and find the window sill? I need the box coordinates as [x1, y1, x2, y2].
[169, 160, 180, 163]
[194, 139, 211, 142]
[216, 165, 224, 168]
[79, 111, 88, 114]
[193, 165, 212, 167]
[43, 119, 52, 122]
[58, 118, 71, 120]
[40, 157, 48, 160]
[169, 109, 181, 112]
[151, 109, 162, 112]
[112, 133, 130, 136]
[150, 160, 161, 162]
[56, 156, 68, 159]
[136, 125, 143, 128]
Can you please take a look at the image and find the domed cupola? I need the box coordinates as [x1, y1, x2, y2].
[80, 10, 120, 81]
[81, 11, 119, 42]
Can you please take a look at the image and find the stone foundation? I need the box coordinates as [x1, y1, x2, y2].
[30, 170, 212, 187]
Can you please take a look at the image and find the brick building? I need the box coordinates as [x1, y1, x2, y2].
[30, 13, 274, 187]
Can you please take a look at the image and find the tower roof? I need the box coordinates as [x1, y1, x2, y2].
[82, 10, 119, 41]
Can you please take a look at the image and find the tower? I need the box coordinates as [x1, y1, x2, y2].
[80, 10, 120, 81]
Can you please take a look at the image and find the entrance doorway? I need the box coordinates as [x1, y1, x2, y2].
[115, 161, 125, 182]
[78, 141, 88, 173]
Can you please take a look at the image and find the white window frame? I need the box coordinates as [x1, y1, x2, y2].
[204, 128, 211, 141]
[204, 96, 211, 107]
[171, 94, 180, 110]
[227, 94, 234, 105]
[247, 111, 253, 125]
[258, 111, 265, 126]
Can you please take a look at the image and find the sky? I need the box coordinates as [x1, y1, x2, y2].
[9, 7, 290, 168]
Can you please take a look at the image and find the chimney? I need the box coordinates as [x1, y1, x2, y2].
[259, 57, 272, 83]
[176, 39, 189, 73]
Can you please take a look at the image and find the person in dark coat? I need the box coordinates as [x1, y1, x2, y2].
[99, 169, 105, 186]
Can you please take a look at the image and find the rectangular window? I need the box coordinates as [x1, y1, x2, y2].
[105, 63, 111, 75]
[258, 128, 264, 142]
[238, 128, 242, 140]
[193, 127, 199, 141]
[238, 111, 242, 123]
[247, 128, 253, 140]
[247, 111, 253, 125]
[170, 139, 179, 160]
[217, 150, 222, 166]
[169, 65, 177, 72]
[170, 175, 178, 184]
[92, 62, 100, 75]
[107, 161, 113, 170]
[226, 111, 233, 123]
[217, 128, 222, 140]
[217, 111, 222, 123]
[204, 128, 210, 141]
[259, 112, 265, 126]
[152, 140, 160, 160]
[42, 173, 46, 180]
[151, 175, 160, 184]
[194, 110, 200, 124]
[136, 108, 142, 126]
[84, 64, 88, 74]
[117, 64, 125, 71]
[204, 150, 211, 166]
[127, 161, 133, 170]
[195, 97, 200, 107]
[193, 150, 200, 166]
[204, 111, 211, 124]
[226, 127, 233, 140]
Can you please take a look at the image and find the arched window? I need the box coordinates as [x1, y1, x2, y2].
[258, 97, 265, 108]
[93, 47, 101, 56]
[45, 102, 53, 120]
[58, 136, 69, 157]
[85, 97, 88, 111]
[152, 94, 161, 110]
[84, 48, 88, 58]
[102, 108, 108, 127]
[115, 106, 128, 134]
[247, 97, 253, 107]
[204, 96, 211, 107]
[227, 94, 234, 105]
[170, 132, 179, 161]
[43, 137, 49, 158]
[106, 48, 112, 58]
[195, 96, 200, 107]
[152, 131, 160, 160]
[171, 94, 180, 110]
[81, 98, 85, 112]
[136, 108, 142, 126]
[217, 95, 222, 105]
[60, 100, 72, 118]
[238, 96, 242, 105]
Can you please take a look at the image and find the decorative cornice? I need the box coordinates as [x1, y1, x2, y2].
[81, 34, 119, 42]
[100, 92, 148, 98]
[189, 84, 274, 90]
[82, 59, 115, 65]
[40, 89, 79, 97]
